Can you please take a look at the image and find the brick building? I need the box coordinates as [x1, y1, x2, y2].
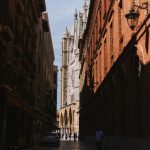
[79, 0, 150, 149]
[0, 0, 56, 149]
[33, 11, 56, 145]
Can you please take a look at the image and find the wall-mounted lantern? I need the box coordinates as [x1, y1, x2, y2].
[125, 2, 149, 30]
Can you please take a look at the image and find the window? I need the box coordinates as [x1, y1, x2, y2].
[103, 0, 107, 19]
[64, 39, 67, 50]
[71, 94, 75, 102]
[54, 89, 57, 100]
[96, 17, 99, 41]
[119, 0, 123, 52]
[93, 67, 94, 87]
[93, 30, 96, 51]
[99, 6, 102, 33]
[110, 22, 114, 64]
[63, 51, 68, 66]
[96, 61, 98, 86]
[54, 72, 57, 83]
[63, 69, 67, 77]
[90, 39, 93, 60]
[64, 79, 67, 88]
[38, 57, 41, 73]
[71, 68, 75, 88]
[104, 38, 107, 73]
[99, 51, 102, 82]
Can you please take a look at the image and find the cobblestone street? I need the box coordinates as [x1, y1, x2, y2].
[33, 141, 97, 150]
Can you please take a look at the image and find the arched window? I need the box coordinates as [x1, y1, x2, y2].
[64, 110, 68, 125]
[60, 114, 63, 127]
[69, 109, 72, 125]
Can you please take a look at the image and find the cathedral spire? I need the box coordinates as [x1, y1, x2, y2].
[74, 9, 78, 19]
[63, 26, 69, 38]
[83, 0, 88, 11]
[79, 12, 83, 39]
[82, 0, 89, 28]
[74, 9, 78, 34]
[65, 26, 69, 35]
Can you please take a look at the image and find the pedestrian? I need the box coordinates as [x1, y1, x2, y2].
[69, 133, 71, 140]
[58, 132, 60, 139]
[74, 132, 77, 141]
[65, 133, 68, 140]
[96, 128, 103, 150]
[62, 133, 64, 139]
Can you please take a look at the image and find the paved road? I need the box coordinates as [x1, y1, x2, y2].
[33, 141, 97, 150]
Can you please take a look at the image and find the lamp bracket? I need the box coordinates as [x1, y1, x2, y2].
[131, 1, 149, 15]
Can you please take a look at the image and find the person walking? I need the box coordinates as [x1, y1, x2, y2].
[74, 132, 77, 141]
[61, 133, 64, 139]
[65, 133, 68, 140]
[69, 133, 71, 141]
[96, 128, 103, 150]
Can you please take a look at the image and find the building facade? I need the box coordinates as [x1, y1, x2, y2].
[0, 0, 56, 149]
[33, 11, 56, 145]
[52, 65, 58, 127]
[79, 0, 150, 149]
[59, 15, 80, 138]
[56, 111, 59, 128]
[59, 0, 90, 138]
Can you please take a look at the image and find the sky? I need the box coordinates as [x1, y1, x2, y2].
[45, 0, 83, 110]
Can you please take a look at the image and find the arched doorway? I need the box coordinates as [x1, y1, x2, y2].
[69, 108, 72, 136]
[64, 109, 68, 136]
[60, 113, 64, 138]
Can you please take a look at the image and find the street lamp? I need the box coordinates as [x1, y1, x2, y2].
[125, 1, 149, 30]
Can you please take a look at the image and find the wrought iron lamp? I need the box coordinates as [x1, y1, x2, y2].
[125, 1, 149, 30]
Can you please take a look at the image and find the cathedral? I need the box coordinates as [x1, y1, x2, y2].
[59, 0, 90, 139]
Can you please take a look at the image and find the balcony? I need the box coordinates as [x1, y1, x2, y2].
[42, 12, 49, 32]
[4, 70, 34, 105]
[0, 25, 14, 41]
[38, 0, 46, 12]
[16, 0, 24, 14]
[0, 13, 15, 41]
[27, 16, 37, 36]
[31, 0, 39, 22]
[46, 87, 52, 99]
[16, 84, 34, 106]
[13, 26, 24, 56]
[42, 19, 49, 32]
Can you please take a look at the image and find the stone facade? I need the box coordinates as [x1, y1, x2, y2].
[59, 0, 90, 138]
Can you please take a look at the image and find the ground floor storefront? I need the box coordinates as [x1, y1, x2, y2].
[0, 86, 33, 150]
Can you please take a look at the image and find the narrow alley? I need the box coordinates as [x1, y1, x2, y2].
[0, 0, 150, 150]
